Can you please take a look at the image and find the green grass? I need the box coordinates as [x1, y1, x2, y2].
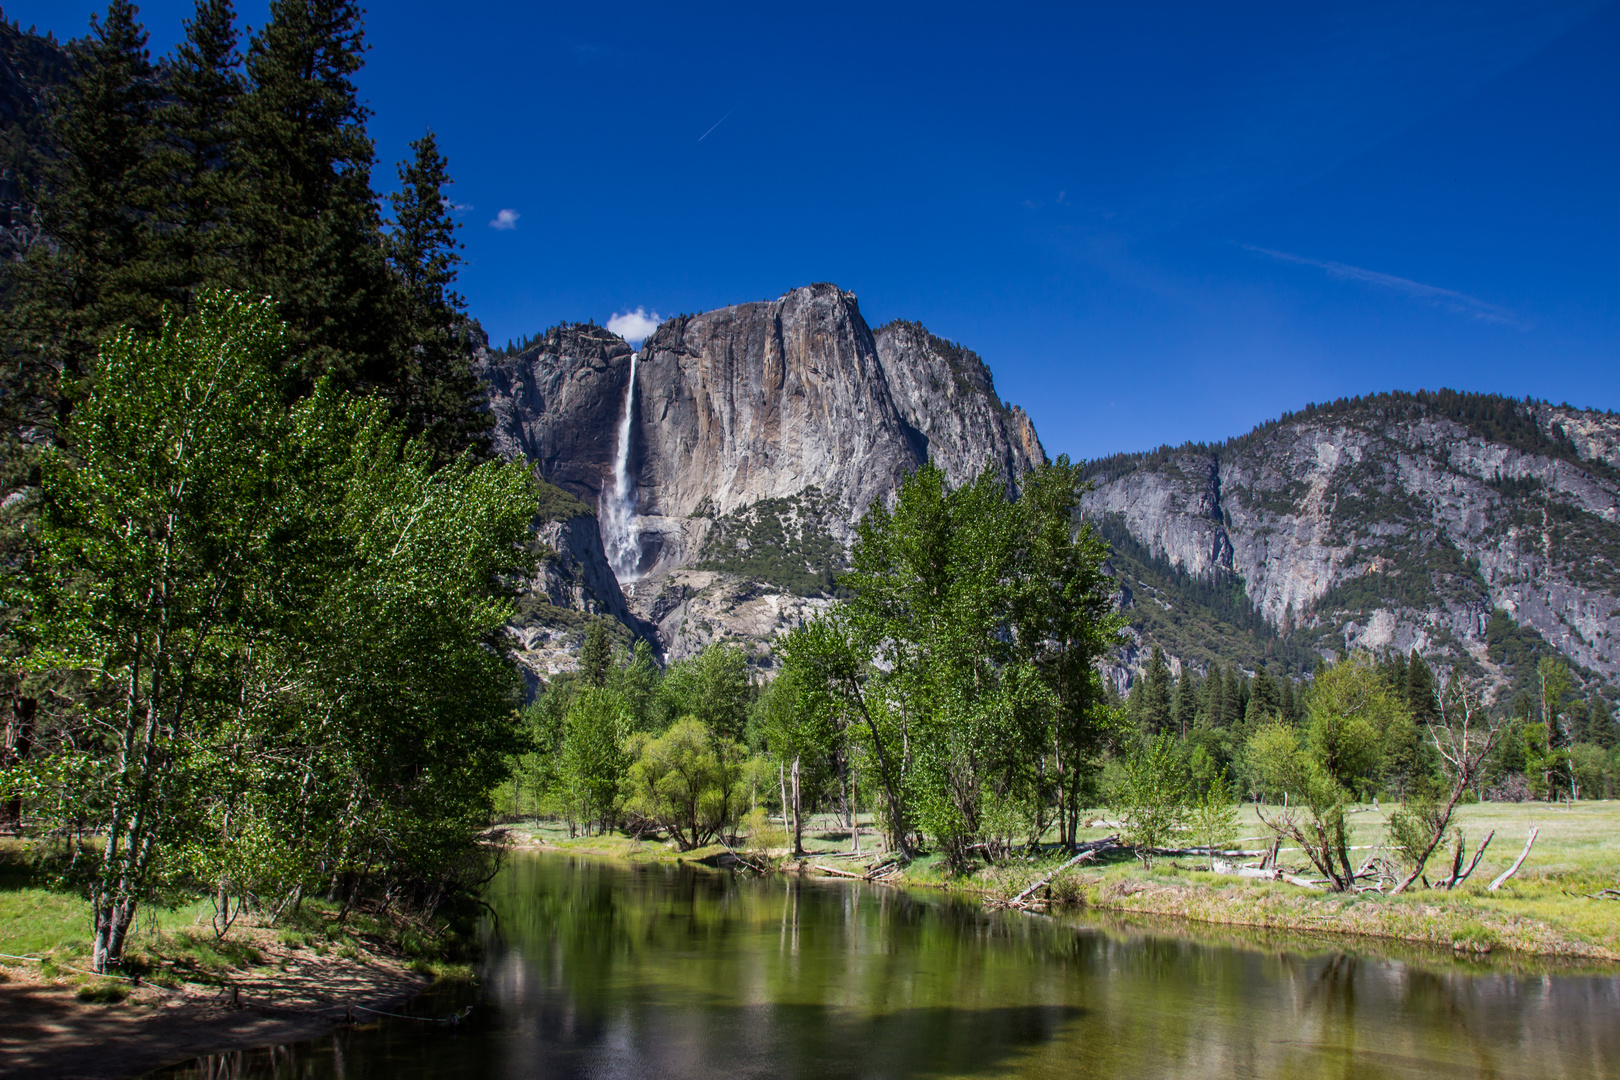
[515, 799, 1620, 959]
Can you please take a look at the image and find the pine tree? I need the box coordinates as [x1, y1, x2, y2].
[1404, 651, 1437, 725]
[1204, 664, 1226, 728]
[386, 129, 490, 463]
[1586, 695, 1615, 749]
[1279, 676, 1298, 725]
[1222, 667, 1246, 728]
[1142, 645, 1172, 735]
[579, 621, 611, 688]
[1249, 667, 1279, 721]
[148, 0, 246, 304]
[1174, 665, 1197, 737]
[6, 1, 163, 426]
[234, 0, 394, 393]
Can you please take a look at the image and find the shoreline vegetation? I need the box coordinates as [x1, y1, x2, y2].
[0, 834, 474, 1080]
[502, 799, 1620, 966]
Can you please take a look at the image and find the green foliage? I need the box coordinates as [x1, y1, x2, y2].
[1386, 779, 1451, 876]
[384, 128, 491, 463]
[3, 2, 492, 460]
[579, 621, 612, 688]
[533, 476, 592, 523]
[6, 294, 536, 968]
[655, 643, 754, 741]
[1242, 720, 1309, 804]
[556, 688, 631, 834]
[1303, 652, 1409, 795]
[1109, 733, 1189, 867]
[1187, 771, 1240, 870]
[779, 457, 1121, 865]
[621, 718, 751, 850]
[693, 488, 848, 597]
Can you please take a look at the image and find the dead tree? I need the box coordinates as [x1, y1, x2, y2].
[1389, 674, 1508, 894]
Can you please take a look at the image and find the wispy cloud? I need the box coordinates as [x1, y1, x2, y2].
[698, 103, 741, 142]
[489, 209, 520, 231]
[607, 307, 663, 344]
[1244, 245, 1527, 329]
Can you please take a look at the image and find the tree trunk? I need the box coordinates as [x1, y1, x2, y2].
[3, 695, 36, 832]
[791, 756, 803, 856]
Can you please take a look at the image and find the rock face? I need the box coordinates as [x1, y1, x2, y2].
[1083, 393, 1620, 694]
[481, 284, 1046, 662]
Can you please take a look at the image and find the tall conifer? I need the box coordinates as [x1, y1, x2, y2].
[149, 0, 245, 303]
[234, 0, 393, 392]
[1174, 666, 1197, 736]
[387, 129, 490, 462]
[6, 1, 162, 424]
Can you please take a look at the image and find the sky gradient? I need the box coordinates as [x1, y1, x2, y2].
[17, 1, 1620, 461]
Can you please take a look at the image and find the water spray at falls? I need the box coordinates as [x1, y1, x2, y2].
[601, 351, 640, 581]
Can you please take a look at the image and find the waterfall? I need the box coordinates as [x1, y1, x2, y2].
[601, 351, 640, 581]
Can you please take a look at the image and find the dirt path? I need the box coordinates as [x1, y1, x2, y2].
[0, 943, 429, 1080]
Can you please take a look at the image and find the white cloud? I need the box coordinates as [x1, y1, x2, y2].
[1244, 245, 1527, 329]
[607, 307, 663, 344]
[489, 208, 520, 230]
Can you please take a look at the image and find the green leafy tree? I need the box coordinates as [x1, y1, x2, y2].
[9, 292, 535, 969]
[1187, 770, 1239, 871]
[24, 293, 281, 970]
[621, 718, 749, 850]
[1110, 732, 1188, 868]
[1303, 653, 1401, 794]
[752, 664, 838, 854]
[1008, 456, 1123, 849]
[557, 687, 630, 834]
[656, 642, 752, 740]
[1242, 718, 1309, 805]
[609, 639, 661, 729]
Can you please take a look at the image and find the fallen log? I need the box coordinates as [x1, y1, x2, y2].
[991, 837, 1121, 909]
[813, 863, 867, 879]
[1488, 827, 1538, 892]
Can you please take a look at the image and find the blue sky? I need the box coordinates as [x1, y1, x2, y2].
[18, 1, 1620, 461]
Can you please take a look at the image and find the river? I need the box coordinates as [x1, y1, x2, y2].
[152, 851, 1620, 1079]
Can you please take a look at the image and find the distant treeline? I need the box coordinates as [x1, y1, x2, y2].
[1083, 388, 1614, 485]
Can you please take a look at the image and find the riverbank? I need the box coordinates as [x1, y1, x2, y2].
[507, 800, 1620, 963]
[0, 843, 467, 1080]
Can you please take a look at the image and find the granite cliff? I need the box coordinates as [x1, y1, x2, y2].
[480, 283, 1044, 663]
[1083, 391, 1620, 700]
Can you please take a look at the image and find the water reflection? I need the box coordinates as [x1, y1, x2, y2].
[152, 852, 1620, 1079]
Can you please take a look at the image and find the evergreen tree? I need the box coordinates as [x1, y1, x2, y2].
[1279, 676, 1298, 725]
[1142, 645, 1173, 734]
[1586, 695, 1615, 748]
[6, 1, 163, 425]
[1173, 665, 1197, 737]
[578, 620, 611, 688]
[386, 129, 490, 463]
[1404, 650, 1437, 724]
[1222, 667, 1246, 728]
[1204, 664, 1226, 728]
[148, 0, 246, 304]
[1248, 667, 1279, 721]
[234, 0, 395, 393]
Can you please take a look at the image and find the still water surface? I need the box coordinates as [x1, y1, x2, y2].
[155, 852, 1619, 1079]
